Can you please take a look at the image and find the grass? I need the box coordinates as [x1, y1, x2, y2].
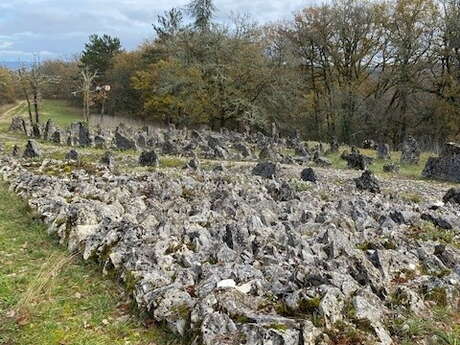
[0, 182, 177, 345]
[325, 146, 433, 180]
[18, 99, 83, 127]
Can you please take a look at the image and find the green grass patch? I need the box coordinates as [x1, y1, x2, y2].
[0, 182, 176, 345]
[8, 99, 83, 127]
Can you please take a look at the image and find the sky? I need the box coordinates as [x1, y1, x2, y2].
[0, 0, 315, 62]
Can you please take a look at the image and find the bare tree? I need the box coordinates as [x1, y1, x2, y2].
[17, 66, 34, 124]
[80, 67, 98, 122]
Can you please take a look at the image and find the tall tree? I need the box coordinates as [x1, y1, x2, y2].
[187, 0, 215, 31]
[80, 34, 122, 81]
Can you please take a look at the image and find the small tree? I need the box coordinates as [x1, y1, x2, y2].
[80, 67, 98, 122]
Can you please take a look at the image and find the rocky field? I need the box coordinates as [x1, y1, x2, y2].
[0, 117, 459, 345]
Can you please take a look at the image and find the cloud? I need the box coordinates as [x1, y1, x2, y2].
[0, 41, 13, 49]
[0, 0, 314, 61]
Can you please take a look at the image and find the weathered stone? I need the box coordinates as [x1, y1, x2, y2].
[43, 119, 56, 141]
[300, 167, 317, 183]
[139, 150, 159, 167]
[443, 188, 460, 205]
[330, 138, 339, 153]
[162, 140, 178, 155]
[252, 162, 279, 178]
[421, 213, 452, 230]
[65, 149, 79, 161]
[377, 143, 391, 160]
[400, 136, 420, 165]
[9, 116, 26, 132]
[234, 143, 251, 158]
[11, 145, 19, 157]
[114, 130, 137, 151]
[342, 150, 373, 170]
[94, 135, 106, 149]
[70, 122, 92, 147]
[268, 181, 297, 201]
[354, 170, 380, 193]
[136, 133, 147, 148]
[32, 123, 42, 139]
[201, 312, 238, 345]
[51, 130, 63, 144]
[23, 140, 41, 158]
[422, 142, 460, 183]
[100, 151, 115, 167]
[259, 145, 279, 161]
[214, 146, 228, 160]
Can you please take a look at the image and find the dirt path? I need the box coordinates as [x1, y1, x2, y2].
[0, 101, 25, 120]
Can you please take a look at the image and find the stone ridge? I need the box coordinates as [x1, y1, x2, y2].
[0, 155, 459, 345]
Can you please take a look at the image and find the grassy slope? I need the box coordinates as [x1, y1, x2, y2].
[16, 99, 84, 127]
[0, 182, 177, 345]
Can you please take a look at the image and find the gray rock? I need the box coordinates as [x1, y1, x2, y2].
[400, 136, 420, 165]
[377, 143, 391, 160]
[51, 130, 63, 145]
[32, 123, 42, 139]
[94, 135, 107, 149]
[100, 151, 115, 168]
[354, 170, 380, 193]
[421, 213, 452, 230]
[259, 145, 279, 161]
[11, 145, 19, 157]
[70, 122, 92, 147]
[300, 167, 317, 183]
[330, 138, 339, 153]
[342, 150, 373, 170]
[201, 312, 238, 345]
[252, 162, 279, 178]
[139, 150, 159, 167]
[162, 140, 178, 155]
[443, 188, 460, 205]
[422, 142, 460, 183]
[114, 130, 137, 151]
[43, 119, 56, 141]
[9, 116, 26, 132]
[65, 149, 79, 161]
[234, 143, 251, 158]
[23, 140, 41, 158]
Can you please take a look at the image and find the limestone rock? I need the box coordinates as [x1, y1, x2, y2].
[139, 150, 159, 167]
[300, 167, 317, 183]
[252, 162, 279, 178]
[354, 170, 380, 193]
[23, 140, 41, 158]
[422, 142, 460, 183]
[443, 188, 460, 205]
[400, 136, 420, 165]
[65, 149, 79, 161]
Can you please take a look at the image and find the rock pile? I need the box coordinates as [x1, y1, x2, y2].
[0, 154, 458, 345]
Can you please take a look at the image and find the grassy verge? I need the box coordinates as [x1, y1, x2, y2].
[0, 182, 176, 345]
[5, 99, 83, 127]
[325, 147, 433, 180]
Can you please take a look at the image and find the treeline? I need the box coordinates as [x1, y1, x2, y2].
[9, 0, 460, 147]
[0, 67, 17, 106]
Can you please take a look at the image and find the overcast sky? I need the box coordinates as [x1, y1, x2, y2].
[0, 0, 316, 62]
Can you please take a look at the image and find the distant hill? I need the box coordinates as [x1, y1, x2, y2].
[0, 61, 32, 70]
